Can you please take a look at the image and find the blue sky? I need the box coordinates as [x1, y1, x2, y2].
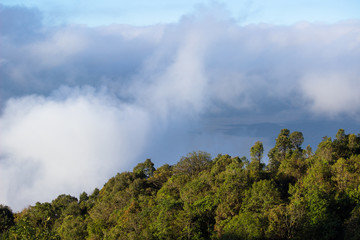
[1, 0, 360, 26]
[0, 0, 360, 211]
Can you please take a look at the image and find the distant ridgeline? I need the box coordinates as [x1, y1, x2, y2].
[1, 129, 360, 240]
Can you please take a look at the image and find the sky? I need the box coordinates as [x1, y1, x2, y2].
[0, 0, 360, 211]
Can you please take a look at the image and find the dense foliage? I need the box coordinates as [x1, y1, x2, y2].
[1, 129, 360, 240]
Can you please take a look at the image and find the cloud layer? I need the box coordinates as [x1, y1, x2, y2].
[1, 4, 360, 211]
[0, 88, 150, 209]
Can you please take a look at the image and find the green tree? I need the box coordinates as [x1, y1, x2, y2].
[268, 129, 293, 174]
[174, 151, 211, 177]
[249, 141, 265, 181]
[133, 159, 156, 179]
[0, 205, 14, 236]
[344, 206, 360, 240]
[316, 136, 334, 162]
[223, 180, 281, 239]
[250, 141, 264, 163]
[212, 156, 249, 237]
[290, 131, 304, 150]
[57, 215, 87, 240]
[180, 173, 217, 239]
[278, 148, 307, 182]
[292, 158, 343, 240]
[9, 202, 60, 239]
[148, 164, 173, 189]
[52, 194, 78, 218]
[336, 129, 345, 141]
[348, 134, 360, 154]
[79, 192, 89, 203]
[8, 217, 37, 240]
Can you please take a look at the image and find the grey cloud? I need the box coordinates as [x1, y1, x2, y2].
[0, 4, 43, 43]
[2, 7, 360, 117]
[0, 12, 163, 104]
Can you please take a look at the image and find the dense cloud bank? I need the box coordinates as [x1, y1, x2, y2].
[0, 88, 150, 209]
[1, 4, 360, 211]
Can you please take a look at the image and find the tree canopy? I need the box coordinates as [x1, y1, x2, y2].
[2, 129, 360, 240]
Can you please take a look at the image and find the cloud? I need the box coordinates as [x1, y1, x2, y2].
[0, 4, 43, 43]
[2, 4, 359, 117]
[0, 87, 150, 210]
[0, 4, 163, 102]
[301, 72, 360, 116]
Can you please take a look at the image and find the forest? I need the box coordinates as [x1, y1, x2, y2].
[1, 129, 360, 240]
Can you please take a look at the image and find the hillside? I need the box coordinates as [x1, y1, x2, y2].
[1, 129, 360, 240]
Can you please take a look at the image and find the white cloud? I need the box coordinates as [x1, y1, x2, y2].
[28, 27, 89, 67]
[301, 73, 360, 116]
[0, 88, 150, 211]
